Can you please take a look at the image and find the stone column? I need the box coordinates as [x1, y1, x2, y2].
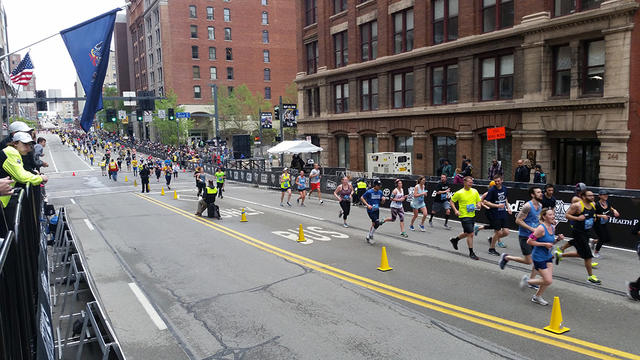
[378, 72, 389, 110]
[569, 40, 580, 99]
[414, 65, 427, 107]
[597, 130, 630, 188]
[348, 78, 357, 113]
[520, 41, 544, 101]
[377, 132, 391, 152]
[516, 130, 549, 182]
[457, 56, 474, 103]
[348, 133, 362, 171]
[412, 132, 428, 175]
[319, 134, 332, 167]
[455, 131, 473, 170]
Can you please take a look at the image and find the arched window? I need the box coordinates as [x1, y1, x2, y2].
[262, 12, 269, 25]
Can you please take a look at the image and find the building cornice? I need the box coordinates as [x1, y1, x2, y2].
[296, 1, 638, 84]
[297, 97, 628, 123]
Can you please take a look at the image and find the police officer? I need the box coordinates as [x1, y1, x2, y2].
[355, 178, 367, 206]
[195, 178, 220, 218]
[139, 164, 151, 193]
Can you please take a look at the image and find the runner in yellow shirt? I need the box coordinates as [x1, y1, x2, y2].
[449, 176, 482, 260]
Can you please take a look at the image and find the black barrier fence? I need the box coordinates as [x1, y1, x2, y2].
[189, 164, 640, 250]
[0, 185, 54, 360]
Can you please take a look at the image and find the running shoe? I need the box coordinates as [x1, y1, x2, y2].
[450, 237, 460, 250]
[338, 210, 343, 218]
[531, 295, 549, 306]
[287, 202, 292, 207]
[488, 248, 501, 256]
[554, 249, 562, 265]
[589, 238, 596, 251]
[528, 284, 540, 290]
[366, 235, 376, 245]
[474, 225, 480, 236]
[593, 252, 601, 259]
[497, 241, 506, 248]
[400, 232, 408, 238]
[519, 275, 530, 290]
[443, 223, 451, 230]
[280, 203, 284, 207]
[429, 220, 433, 227]
[499, 253, 509, 270]
[320, 200, 324, 204]
[419, 225, 426, 232]
[300, 203, 306, 207]
[469, 252, 479, 260]
[587, 275, 601, 284]
[591, 262, 599, 269]
[297, 198, 300, 205]
[409, 225, 415, 231]
[626, 281, 634, 300]
[343, 223, 349, 228]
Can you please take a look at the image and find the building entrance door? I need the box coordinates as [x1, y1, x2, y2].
[556, 138, 600, 186]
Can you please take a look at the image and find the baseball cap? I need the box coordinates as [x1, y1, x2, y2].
[12, 132, 34, 144]
[599, 189, 609, 195]
[575, 182, 587, 194]
[489, 180, 496, 187]
[8, 121, 33, 133]
[283, 167, 288, 171]
[372, 179, 381, 187]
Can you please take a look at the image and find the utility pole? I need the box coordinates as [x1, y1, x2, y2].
[212, 84, 220, 152]
[279, 95, 283, 166]
[258, 108, 263, 157]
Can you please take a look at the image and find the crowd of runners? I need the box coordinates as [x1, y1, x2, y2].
[276, 166, 640, 305]
[54, 128, 640, 304]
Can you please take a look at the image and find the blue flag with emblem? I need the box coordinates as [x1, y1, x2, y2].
[60, 8, 120, 132]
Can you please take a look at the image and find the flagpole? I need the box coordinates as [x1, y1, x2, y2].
[0, 32, 59, 62]
[1, 79, 11, 133]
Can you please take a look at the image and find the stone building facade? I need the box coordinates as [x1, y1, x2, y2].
[295, 0, 639, 188]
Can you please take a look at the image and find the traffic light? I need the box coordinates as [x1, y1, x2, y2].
[168, 108, 175, 121]
[36, 90, 47, 111]
[106, 109, 117, 122]
[274, 105, 280, 120]
[275, 136, 282, 142]
[136, 109, 143, 122]
[254, 136, 260, 142]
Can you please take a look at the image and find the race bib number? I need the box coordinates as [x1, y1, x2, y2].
[440, 193, 447, 200]
[600, 217, 607, 224]
[466, 204, 476, 212]
[585, 218, 594, 230]
[372, 204, 379, 210]
[343, 195, 350, 200]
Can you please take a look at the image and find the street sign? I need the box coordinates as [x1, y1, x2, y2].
[487, 127, 506, 141]
[158, 109, 166, 119]
[260, 112, 272, 129]
[144, 111, 153, 123]
[282, 104, 297, 128]
[176, 112, 191, 118]
[118, 110, 127, 120]
[254, 141, 261, 145]
[122, 117, 129, 124]
[123, 91, 136, 106]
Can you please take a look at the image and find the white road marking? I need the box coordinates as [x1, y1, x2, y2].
[225, 195, 325, 221]
[128, 283, 167, 330]
[83, 219, 94, 231]
[47, 146, 59, 173]
[70, 198, 76, 204]
[70, 147, 94, 171]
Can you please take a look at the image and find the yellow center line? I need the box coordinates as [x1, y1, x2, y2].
[136, 193, 638, 360]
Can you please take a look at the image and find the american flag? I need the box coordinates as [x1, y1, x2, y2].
[10, 53, 34, 86]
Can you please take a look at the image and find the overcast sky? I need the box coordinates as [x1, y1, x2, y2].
[5, 0, 125, 96]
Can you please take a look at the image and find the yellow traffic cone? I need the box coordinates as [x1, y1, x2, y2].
[134, 179, 138, 186]
[240, 208, 248, 222]
[173, 190, 178, 199]
[125, 176, 128, 182]
[543, 297, 570, 334]
[161, 187, 165, 196]
[297, 224, 305, 242]
[377, 246, 393, 272]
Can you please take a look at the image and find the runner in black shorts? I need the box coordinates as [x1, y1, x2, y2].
[483, 175, 512, 256]
[557, 190, 602, 284]
[429, 174, 452, 229]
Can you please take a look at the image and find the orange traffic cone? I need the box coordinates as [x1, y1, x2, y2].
[72, 172, 76, 176]
[377, 247, 393, 272]
[544, 297, 570, 334]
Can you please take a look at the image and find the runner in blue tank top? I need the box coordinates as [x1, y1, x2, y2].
[361, 180, 387, 244]
[295, 170, 308, 207]
[499, 187, 543, 289]
[520, 208, 563, 306]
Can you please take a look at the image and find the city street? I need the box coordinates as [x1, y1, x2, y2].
[44, 134, 640, 360]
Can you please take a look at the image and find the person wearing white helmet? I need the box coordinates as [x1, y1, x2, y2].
[0, 132, 48, 207]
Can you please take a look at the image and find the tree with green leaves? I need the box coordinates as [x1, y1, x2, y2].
[215, 84, 273, 137]
[97, 86, 123, 133]
[152, 89, 193, 146]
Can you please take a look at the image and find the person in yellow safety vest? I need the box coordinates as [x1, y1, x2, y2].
[131, 158, 139, 177]
[108, 160, 119, 182]
[195, 179, 219, 217]
[0, 132, 48, 207]
[355, 178, 368, 206]
[89, 152, 95, 166]
[100, 157, 107, 176]
[279, 167, 292, 207]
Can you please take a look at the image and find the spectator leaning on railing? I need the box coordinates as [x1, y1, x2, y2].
[0, 132, 48, 207]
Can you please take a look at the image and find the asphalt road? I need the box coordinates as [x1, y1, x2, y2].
[43, 133, 640, 360]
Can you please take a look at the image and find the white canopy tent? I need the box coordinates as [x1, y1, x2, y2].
[267, 140, 323, 155]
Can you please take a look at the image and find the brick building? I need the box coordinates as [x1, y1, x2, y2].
[295, 0, 640, 188]
[124, 0, 297, 142]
